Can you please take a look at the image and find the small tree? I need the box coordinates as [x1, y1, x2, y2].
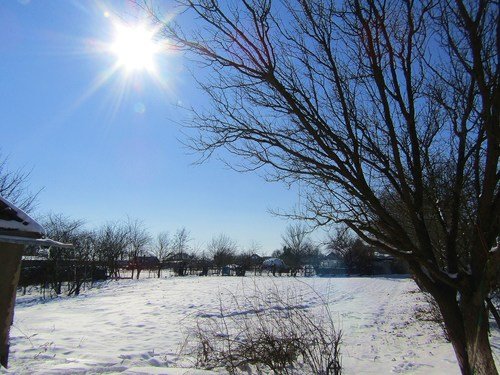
[41, 213, 87, 295]
[171, 227, 192, 275]
[280, 224, 320, 268]
[153, 231, 171, 278]
[327, 230, 374, 275]
[95, 221, 129, 278]
[234, 250, 253, 275]
[126, 218, 152, 279]
[343, 239, 374, 276]
[207, 234, 237, 269]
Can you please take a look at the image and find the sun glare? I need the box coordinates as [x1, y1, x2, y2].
[111, 23, 159, 73]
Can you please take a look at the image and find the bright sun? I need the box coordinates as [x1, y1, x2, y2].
[111, 23, 159, 72]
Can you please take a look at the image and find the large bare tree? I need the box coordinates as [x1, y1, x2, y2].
[150, 0, 499, 373]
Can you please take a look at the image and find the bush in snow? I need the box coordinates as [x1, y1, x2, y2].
[187, 284, 342, 374]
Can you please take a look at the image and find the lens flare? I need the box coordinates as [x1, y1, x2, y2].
[111, 23, 159, 73]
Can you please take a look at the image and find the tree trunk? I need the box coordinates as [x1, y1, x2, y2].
[431, 285, 498, 375]
[460, 293, 498, 375]
[432, 288, 471, 375]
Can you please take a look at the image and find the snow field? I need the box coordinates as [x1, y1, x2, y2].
[3, 276, 497, 374]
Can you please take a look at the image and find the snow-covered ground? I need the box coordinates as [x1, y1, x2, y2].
[2, 276, 499, 374]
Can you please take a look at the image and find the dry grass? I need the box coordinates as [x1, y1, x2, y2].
[186, 283, 342, 374]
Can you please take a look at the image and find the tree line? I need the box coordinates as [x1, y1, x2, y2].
[20, 212, 394, 296]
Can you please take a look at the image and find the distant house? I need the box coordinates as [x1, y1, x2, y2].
[116, 259, 129, 269]
[126, 255, 160, 279]
[167, 252, 192, 262]
[373, 252, 409, 274]
[261, 258, 289, 276]
[320, 252, 344, 268]
[262, 257, 287, 269]
[317, 252, 346, 275]
[135, 255, 160, 269]
[250, 253, 263, 263]
[373, 252, 392, 274]
[250, 253, 271, 265]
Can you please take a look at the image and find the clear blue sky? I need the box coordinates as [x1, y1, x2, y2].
[0, 0, 306, 253]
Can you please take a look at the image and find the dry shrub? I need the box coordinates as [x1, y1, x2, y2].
[188, 283, 342, 374]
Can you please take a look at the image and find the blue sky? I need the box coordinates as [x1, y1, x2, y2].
[0, 0, 304, 253]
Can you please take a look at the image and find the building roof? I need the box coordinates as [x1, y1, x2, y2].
[0, 196, 44, 238]
[325, 252, 343, 260]
[0, 196, 72, 248]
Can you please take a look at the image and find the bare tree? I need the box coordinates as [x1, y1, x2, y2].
[277, 224, 320, 269]
[171, 227, 192, 275]
[327, 228, 374, 275]
[171, 227, 191, 258]
[244, 240, 263, 274]
[153, 231, 171, 277]
[246, 240, 262, 256]
[344, 239, 375, 275]
[126, 218, 152, 279]
[281, 224, 310, 255]
[207, 233, 237, 268]
[326, 227, 356, 256]
[0, 152, 40, 213]
[152, 1, 499, 373]
[95, 221, 129, 278]
[41, 213, 87, 295]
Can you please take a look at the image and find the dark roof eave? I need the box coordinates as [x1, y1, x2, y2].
[0, 235, 73, 248]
